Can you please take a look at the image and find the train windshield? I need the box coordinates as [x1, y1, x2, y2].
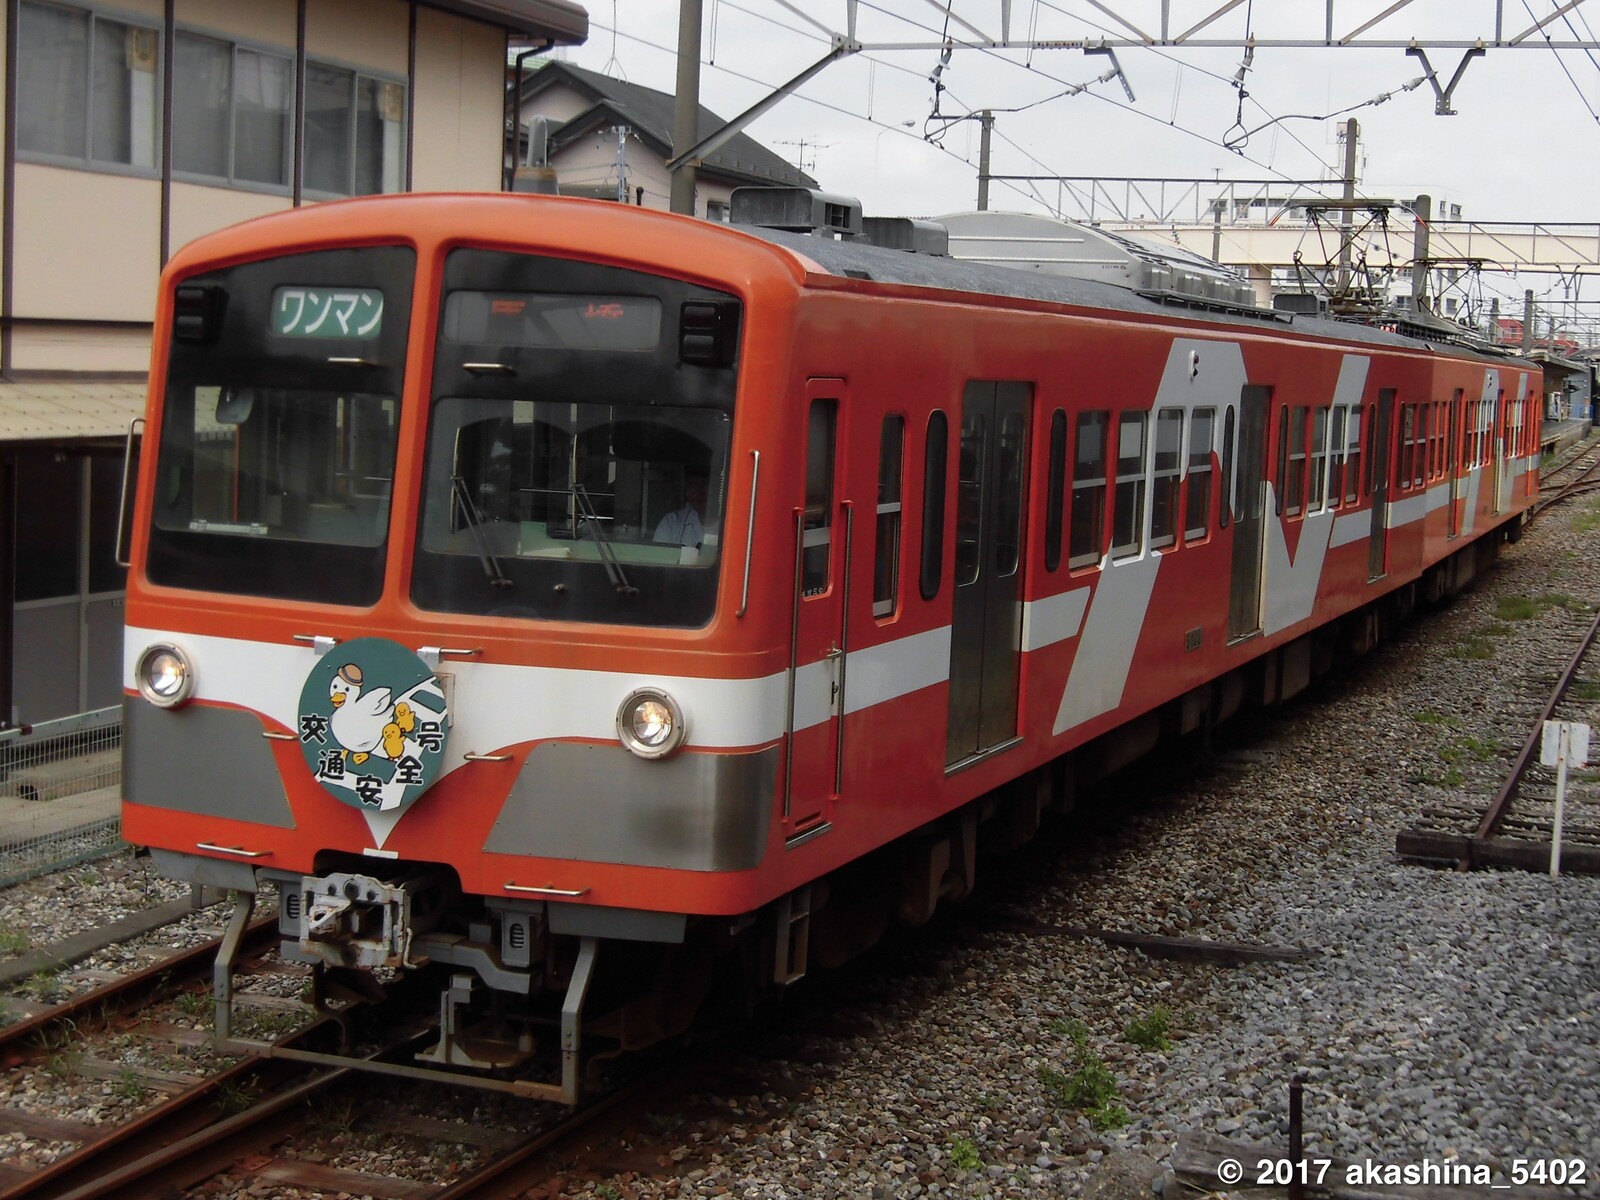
[413, 399, 730, 626]
[145, 246, 414, 606]
[414, 249, 742, 628]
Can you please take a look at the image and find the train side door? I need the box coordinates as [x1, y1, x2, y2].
[1448, 390, 1463, 539]
[1227, 385, 1269, 641]
[784, 380, 848, 840]
[1368, 388, 1395, 580]
[945, 381, 1031, 768]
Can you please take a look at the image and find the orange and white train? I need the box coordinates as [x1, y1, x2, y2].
[119, 189, 1541, 1101]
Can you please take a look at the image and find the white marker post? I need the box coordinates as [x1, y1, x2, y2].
[1540, 720, 1591, 878]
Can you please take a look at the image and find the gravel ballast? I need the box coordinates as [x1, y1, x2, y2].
[3, 485, 1598, 1200]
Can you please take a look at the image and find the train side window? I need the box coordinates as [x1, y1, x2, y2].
[873, 415, 905, 618]
[1044, 409, 1066, 572]
[1150, 408, 1182, 549]
[1110, 410, 1147, 559]
[1219, 407, 1235, 529]
[1308, 405, 1329, 514]
[1068, 410, 1109, 567]
[954, 410, 986, 586]
[1275, 403, 1289, 516]
[802, 399, 836, 595]
[1416, 403, 1429, 487]
[920, 411, 948, 600]
[1185, 407, 1214, 542]
[1397, 404, 1415, 491]
[1328, 406, 1346, 510]
[1344, 406, 1362, 505]
[1286, 406, 1307, 517]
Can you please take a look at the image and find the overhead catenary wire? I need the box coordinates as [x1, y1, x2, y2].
[1520, 0, 1600, 124]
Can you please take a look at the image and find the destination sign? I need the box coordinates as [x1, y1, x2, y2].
[272, 286, 384, 339]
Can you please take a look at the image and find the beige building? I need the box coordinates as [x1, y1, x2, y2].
[0, 0, 587, 729]
[515, 60, 812, 218]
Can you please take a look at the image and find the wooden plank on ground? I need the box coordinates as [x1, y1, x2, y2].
[0, 1108, 96, 1142]
[380, 1113, 525, 1151]
[998, 914, 1315, 964]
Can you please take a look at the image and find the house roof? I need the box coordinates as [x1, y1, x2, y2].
[519, 61, 815, 188]
[435, 0, 587, 43]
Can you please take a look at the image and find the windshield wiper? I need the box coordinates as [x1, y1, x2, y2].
[451, 475, 512, 590]
[572, 484, 637, 596]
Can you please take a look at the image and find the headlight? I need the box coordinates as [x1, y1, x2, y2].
[616, 688, 687, 759]
[136, 642, 194, 708]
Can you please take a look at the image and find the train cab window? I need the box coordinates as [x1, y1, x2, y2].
[1111, 411, 1146, 559]
[147, 246, 415, 605]
[1044, 410, 1066, 572]
[1150, 408, 1182, 549]
[1275, 404, 1289, 516]
[1069, 410, 1109, 567]
[1285, 406, 1307, 517]
[802, 400, 838, 595]
[1184, 407, 1214, 542]
[1308, 405, 1329, 514]
[873, 415, 905, 617]
[1328, 406, 1347, 510]
[920, 411, 948, 600]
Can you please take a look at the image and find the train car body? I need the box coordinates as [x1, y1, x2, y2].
[119, 194, 1541, 1100]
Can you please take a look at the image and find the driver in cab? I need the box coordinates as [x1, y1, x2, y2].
[654, 471, 711, 550]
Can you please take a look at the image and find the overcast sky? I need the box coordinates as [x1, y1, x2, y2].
[552, 2, 1600, 316]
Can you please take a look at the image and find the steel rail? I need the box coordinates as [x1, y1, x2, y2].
[1460, 604, 1600, 870]
[0, 916, 278, 1058]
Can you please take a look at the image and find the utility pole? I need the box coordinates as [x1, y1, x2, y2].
[670, 0, 703, 216]
[1523, 289, 1535, 355]
[1337, 118, 1359, 294]
[1210, 200, 1225, 263]
[976, 110, 994, 211]
[614, 126, 630, 204]
[1410, 194, 1431, 314]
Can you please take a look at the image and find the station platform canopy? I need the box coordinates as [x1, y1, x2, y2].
[0, 382, 145, 445]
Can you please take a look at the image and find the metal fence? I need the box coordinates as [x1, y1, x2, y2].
[0, 707, 123, 888]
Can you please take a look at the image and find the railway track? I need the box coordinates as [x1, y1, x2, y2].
[1396, 600, 1600, 873]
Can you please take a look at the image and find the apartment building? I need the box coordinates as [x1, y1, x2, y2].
[0, 0, 587, 728]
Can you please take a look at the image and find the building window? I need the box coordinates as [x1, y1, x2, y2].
[706, 200, 730, 222]
[17, 1, 159, 170]
[305, 64, 406, 197]
[173, 32, 292, 187]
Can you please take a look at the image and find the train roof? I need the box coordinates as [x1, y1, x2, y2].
[742, 224, 1533, 370]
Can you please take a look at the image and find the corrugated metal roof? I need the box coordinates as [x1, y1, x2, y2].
[0, 383, 146, 442]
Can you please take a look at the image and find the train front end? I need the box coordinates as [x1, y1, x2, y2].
[120, 196, 799, 1101]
